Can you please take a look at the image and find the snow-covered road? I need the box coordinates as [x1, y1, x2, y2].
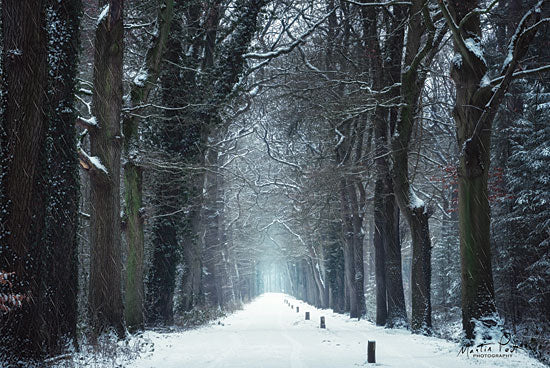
[128, 293, 545, 368]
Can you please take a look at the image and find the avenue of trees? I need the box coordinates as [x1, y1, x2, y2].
[0, 0, 548, 365]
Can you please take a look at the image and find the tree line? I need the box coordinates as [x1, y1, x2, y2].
[0, 0, 548, 366]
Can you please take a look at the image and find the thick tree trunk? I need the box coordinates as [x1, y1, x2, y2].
[393, 80, 433, 333]
[385, 198, 408, 328]
[123, 0, 174, 332]
[44, 0, 82, 352]
[181, 199, 204, 310]
[146, 181, 180, 325]
[390, 0, 435, 333]
[203, 149, 222, 307]
[445, 0, 495, 342]
[363, 4, 407, 327]
[409, 210, 432, 332]
[145, 5, 186, 324]
[373, 177, 387, 326]
[0, 0, 48, 359]
[349, 184, 366, 318]
[123, 162, 144, 330]
[373, 108, 407, 326]
[340, 178, 357, 316]
[442, 0, 547, 342]
[336, 119, 366, 318]
[88, 0, 125, 338]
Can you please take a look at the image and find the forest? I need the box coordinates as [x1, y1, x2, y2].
[0, 0, 549, 367]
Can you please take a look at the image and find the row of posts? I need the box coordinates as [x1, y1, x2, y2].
[284, 298, 324, 327]
[283, 298, 376, 364]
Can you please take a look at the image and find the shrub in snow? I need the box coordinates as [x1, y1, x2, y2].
[470, 312, 507, 346]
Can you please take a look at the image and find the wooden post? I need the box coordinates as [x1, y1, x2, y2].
[305, 312, 310, 320]
[320, 316, 326, 328]
[296, 306, 299, 313]
[367, 341, 376, 363]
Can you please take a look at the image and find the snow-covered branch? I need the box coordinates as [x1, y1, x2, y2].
[244, 8, 337, 60]
[76, 116, 98, 130]
[341, 0, 412, 6]
[78, 147, 109, 176]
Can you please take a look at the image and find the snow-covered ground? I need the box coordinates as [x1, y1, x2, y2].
[126, 293, 545, 368]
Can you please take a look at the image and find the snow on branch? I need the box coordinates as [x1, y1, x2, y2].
[442, 0, 549, 148]
[97, 4, 110, 26]
[76, 116, 98, 130]
[257, 127, 303, 172]
[244, 8, 336, 60]
[342, 0, 412, 6]
[470, 1, 548, 149]
[489, 64, 550, 87]
[437, 0, 484, 71]
[502, 1, 546, 72]
[78, 147, 109, 176]
[457, 0, 499, 31]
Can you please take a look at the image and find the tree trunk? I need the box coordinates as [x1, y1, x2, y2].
[146, 182, 179, 324]
[444, 0, 495, 343]
[203, 149, 222, 307]
[123, 162, 144, 329]
[88, 0, 125, 338]
[363, 4, 407, 327]
[123, 0, 174, 332]
[340, 178, 357, 316]
[391, 0, 436, 333]
[442, 0, 545, 339]
[373, 177, 387, 326]
[348, 181, 366, 318]
[43, 0, 82, 353]
[0, 0, 48, 359]
[180, 199, 204, 310]
[308, 249, 328, 308]
[145, 5, 185, 323]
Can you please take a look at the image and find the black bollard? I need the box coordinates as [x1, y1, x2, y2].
[367, 341, 376, 363]
[296, 306, 299, 313]
[320, 316, 326, 329]
[305, 312, 310, 320]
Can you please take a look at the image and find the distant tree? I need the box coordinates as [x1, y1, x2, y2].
[146, 0, 268, 324]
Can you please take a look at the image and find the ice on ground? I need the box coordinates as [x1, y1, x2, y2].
[125, 293, 545, 368]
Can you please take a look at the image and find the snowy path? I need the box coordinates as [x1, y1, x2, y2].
[129, 293, 545, 368]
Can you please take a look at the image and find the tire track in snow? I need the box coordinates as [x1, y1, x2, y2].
[277, 302, 306, 368]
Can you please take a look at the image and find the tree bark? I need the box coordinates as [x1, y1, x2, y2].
[391, 0, 437, 334]
[445, 0, 497, 342]
[0, 0, 48, 359]
[123, 0, 174, 332]
[363, 4, 407, 327]
[203, 149, 222, 307]
[441, 0, 546, 342]
[88, 0, 125, 338]
[43, 0, 82, 353]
